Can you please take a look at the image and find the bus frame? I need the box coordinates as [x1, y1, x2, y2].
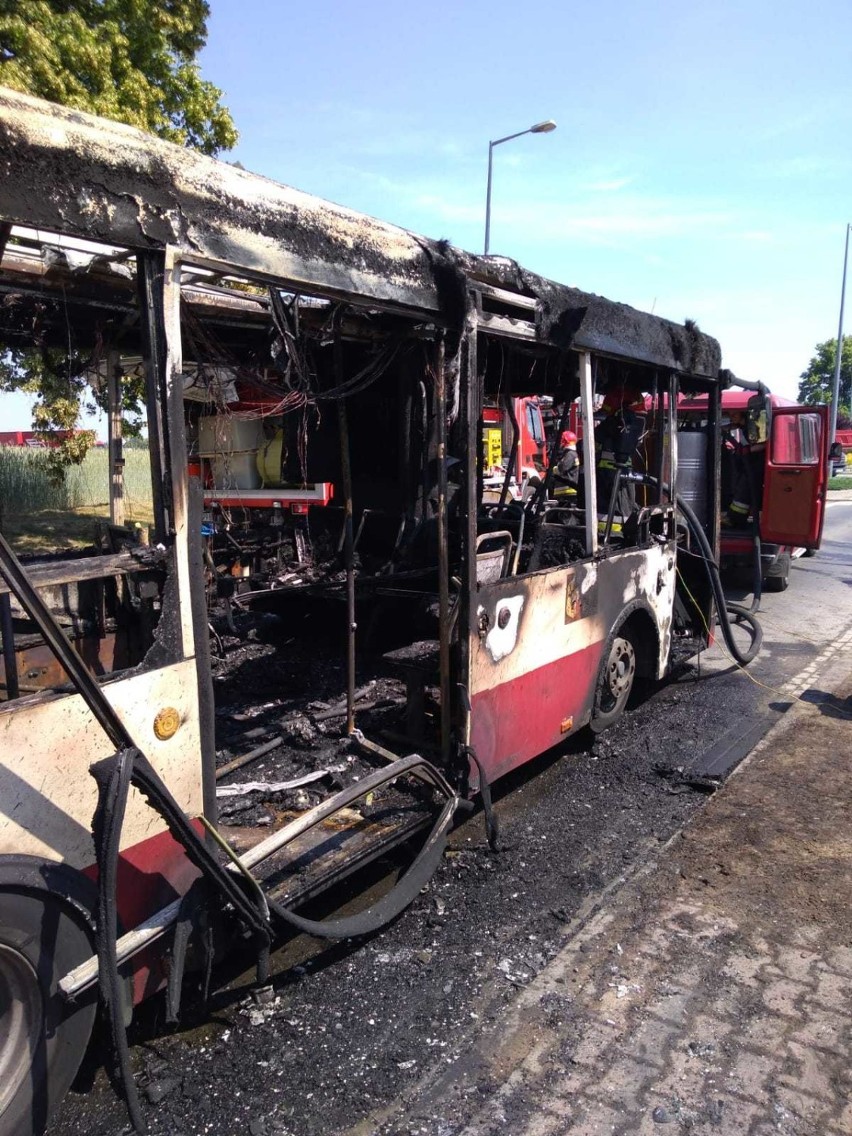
[0, 87, 724, 1135]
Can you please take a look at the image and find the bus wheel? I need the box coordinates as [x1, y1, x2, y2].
[0, 890, 97, 1136]
[590, 632, 636, 733]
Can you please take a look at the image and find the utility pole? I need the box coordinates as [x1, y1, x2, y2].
[829, 222, 851, 446]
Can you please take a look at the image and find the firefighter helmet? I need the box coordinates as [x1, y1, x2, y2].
[559, 430, 578, 448]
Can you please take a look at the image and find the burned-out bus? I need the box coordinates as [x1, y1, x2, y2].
[0, 88, 732, 1134]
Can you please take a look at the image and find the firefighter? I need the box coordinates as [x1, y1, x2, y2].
[551, 429, 580, 501]
[724, 410, 762, 528]
[595, 384, 646, 532]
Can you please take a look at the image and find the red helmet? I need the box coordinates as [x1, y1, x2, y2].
[559, 430, 578, 448]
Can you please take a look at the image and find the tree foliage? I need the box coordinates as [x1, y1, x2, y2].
[0, 344, 147, 482]
[0, 1, 237, 474]
[798, 337, 852, 418]
[0, 0, 237, 154]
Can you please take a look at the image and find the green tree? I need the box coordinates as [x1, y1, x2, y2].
[798, 337, 852, 419]
[0, 0, 237, 154]
[0, 1, 237, 474]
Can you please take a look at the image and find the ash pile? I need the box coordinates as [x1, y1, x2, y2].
[208, 602, 429, 836]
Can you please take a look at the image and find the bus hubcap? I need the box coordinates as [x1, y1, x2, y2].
[607, 638, 636, 698]
[0, 943, 42, 1115]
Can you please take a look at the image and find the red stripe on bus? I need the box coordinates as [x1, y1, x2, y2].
[470, 641, 603, 784]
[83, 822, 202, 1001]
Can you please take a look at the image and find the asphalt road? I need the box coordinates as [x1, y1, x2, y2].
[708, 499, 852, 703]
[49, 501, 852, 1136]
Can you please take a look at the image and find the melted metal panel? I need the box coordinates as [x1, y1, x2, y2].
[0, 89, 724, 375]
[0, 89, 439, 314]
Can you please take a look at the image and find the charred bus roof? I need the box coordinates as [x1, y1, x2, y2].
[0, 86, 721, 380]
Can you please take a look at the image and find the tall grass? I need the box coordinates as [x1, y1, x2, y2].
[0, 446, 71, 513]
[0, 445, 153, 520]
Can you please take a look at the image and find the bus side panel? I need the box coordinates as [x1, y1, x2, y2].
[470, 641, 604, 783]
[469, 545, 675, 783]
[0, 657, 204, 921]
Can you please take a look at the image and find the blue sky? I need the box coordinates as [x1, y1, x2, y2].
[5, 0, 851, 430]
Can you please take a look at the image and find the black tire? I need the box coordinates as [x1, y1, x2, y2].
[590, 632, 637, 733]
[0, 890, 97, 1136]
[802, 548, 817, 559]
[763, 551, 791, 593]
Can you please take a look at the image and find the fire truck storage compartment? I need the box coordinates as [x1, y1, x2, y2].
[676, 430, 709, 527]
[199, 415, 263, 490]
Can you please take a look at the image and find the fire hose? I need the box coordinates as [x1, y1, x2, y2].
[634, 475, 763, 667]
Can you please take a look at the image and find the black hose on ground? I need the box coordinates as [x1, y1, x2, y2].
[637, 475, 763, 667]
[674, 494, 763, 666]
[91, 751, 145, 1133]
[464, 745, 500, 851]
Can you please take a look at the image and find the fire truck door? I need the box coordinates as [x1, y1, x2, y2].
[761, 405, 828, 549]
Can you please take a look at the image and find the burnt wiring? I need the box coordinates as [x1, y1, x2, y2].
[182, 299, 310, 418]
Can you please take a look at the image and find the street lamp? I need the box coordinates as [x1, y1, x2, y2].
[829, 222, 851, 446]
[484, 119, 556, 255]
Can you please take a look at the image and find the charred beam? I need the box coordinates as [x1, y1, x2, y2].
[0, 88, 722, 379]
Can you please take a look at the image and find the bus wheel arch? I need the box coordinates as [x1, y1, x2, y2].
[0, 858, 99, 1136]
[590, 606, 659, 734]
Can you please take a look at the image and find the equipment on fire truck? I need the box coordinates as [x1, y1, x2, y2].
[198, 415, 263, 490]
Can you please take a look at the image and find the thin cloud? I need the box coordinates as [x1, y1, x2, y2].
[759, 154, 851, 179]
[586, 175, 635, 192]
[336, 167, 781, 256]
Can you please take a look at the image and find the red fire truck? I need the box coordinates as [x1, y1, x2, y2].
[481, 397, 548, 501]
[678, 387, 829, 591]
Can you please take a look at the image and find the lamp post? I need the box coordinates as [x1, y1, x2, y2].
[829, 222, 851, 446]
[484, 119, 556, 255]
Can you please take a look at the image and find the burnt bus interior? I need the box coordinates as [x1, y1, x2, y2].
[0, 224, 721, 765]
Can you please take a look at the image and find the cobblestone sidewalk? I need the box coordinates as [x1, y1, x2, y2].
[380, 674, 852, 1136]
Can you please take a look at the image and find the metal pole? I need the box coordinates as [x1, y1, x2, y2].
[483, 123, 555, 255]
[579, 352, 598, 557]
[137, 251, 170, 543]
[338, 400, 356, 736]
[107, 351, 125, 526]
[829, 222, 851, 446]
[434, 338, 451, 763]
[334, 327, 356, 736]
[0, 593, 19, 701]
[484, 141, 495, 255]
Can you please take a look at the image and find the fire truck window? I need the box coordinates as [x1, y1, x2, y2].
[771, 413, 820, 465]
[526, 402, 544, 446]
